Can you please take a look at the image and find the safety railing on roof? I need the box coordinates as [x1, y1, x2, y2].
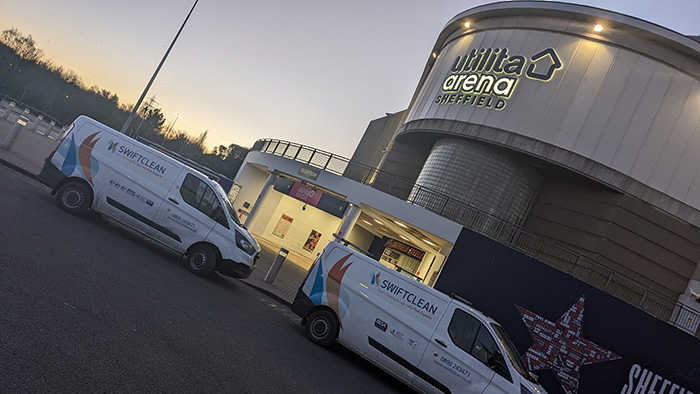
[252, 138, 700, 337]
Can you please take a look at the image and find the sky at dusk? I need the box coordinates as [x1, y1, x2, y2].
[2, 0, 699, 157]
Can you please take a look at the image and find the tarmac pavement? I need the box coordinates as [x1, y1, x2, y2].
[0, 116, 309, 307]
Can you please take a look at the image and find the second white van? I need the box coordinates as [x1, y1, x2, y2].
[291, 240, 547, 394]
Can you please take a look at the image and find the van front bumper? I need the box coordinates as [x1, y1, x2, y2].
[37, 159, 65, 191]
[218, 258, 254, 279]
[291, 288, 314, 320]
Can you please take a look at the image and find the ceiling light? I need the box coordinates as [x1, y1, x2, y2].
[464, 21, 471, 28]
[423, 239, 436, 246]
[362, 220, 372, 226]
[400, 235, 408, 241]
[594, 24, 604, 32]
[394, 221, 408, 229]
[431, 52, 437, 59]
[374, 219, 383, 225]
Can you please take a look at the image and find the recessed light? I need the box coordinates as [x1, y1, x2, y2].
[464, 21, 471, 28]
[594, 24, 604, 32]
[394, 221, 408, 228]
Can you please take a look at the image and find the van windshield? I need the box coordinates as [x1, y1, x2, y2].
[490, 323, 532, 381]
[213, 183, 243, 227]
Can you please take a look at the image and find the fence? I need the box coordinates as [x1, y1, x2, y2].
[0, 99, 65, 139]
[252, 138, 700, 336]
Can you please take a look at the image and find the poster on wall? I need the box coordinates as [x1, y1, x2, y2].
[272, 214, 293, 239]
[303, 230, 321, 252]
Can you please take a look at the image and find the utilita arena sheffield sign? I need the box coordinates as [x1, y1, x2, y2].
[435, 47, 563, 110]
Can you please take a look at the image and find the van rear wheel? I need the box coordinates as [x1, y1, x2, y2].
[56, 181, 92, 215]
[305, 309, 339, 347]
[187, 244, 217, 277]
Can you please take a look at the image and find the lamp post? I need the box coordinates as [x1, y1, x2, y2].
[120, 0, 199, 134]
[163, 112, 182, 143]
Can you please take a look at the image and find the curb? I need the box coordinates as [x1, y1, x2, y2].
[240, 281, 293, 308]
[0, 156, 38, 180]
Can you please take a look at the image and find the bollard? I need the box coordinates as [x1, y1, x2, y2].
[45, 120, 55, 137]
[264, 248, 289, 284]
[33, 115, 43, 131]
[4, 102, 15, 119]
[2, 116, 28, 151]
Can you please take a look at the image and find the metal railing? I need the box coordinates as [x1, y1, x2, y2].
[252, 138, 700, 336]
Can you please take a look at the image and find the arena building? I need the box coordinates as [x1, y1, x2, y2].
[234, 0, 700, 359]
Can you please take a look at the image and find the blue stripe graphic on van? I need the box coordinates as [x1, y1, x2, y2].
[106, 197, 181, 243]
[308, 254, 325, 305]
[60, 134, 77, 176]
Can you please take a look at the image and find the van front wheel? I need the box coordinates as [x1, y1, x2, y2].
[56, 181, 92, 215]
[305, 309, 339, 347]
[187, 244, 217, 277]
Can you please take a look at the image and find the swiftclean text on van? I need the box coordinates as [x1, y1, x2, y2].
[378, 278, 439, 316]
[116, 145, 167, 175]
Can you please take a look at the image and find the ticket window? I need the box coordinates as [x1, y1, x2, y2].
[380, 248, 422, 279]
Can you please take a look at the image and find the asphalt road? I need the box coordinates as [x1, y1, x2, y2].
[0, 165, 408, 393]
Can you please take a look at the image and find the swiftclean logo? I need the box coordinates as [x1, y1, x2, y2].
[108, 140, 119, 153]
[435, 47, 563, 111]
[370, 272, 381, 287]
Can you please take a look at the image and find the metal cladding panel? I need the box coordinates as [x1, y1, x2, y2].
[589, 56, 656, 165]
[665, 85, 700, 200]
[633, 73, 692, 185]
[406, 28, 700, 212]
[611, 64, 673, 174]
[556, 44, 616, 148]
[571, 48, 635, 157]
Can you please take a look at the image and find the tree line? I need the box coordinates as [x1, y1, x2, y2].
[0, 28, 249, 179]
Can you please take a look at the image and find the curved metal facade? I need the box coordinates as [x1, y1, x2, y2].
[400, 3, 700, 225]
[412, 137, 542, 226]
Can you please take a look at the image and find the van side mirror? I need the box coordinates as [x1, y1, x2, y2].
[487, 350, 512, 382]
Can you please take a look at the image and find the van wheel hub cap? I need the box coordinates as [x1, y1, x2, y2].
[63, 190, 83, 207]
[310, 318, 330, 339]
[191, 253, 206, 269]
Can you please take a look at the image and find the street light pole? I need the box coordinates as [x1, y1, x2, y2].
[162, 112, 182, 143]
[120, 0, 199, 134]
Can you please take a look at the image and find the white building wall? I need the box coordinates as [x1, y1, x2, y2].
[261, 195, 342, 258]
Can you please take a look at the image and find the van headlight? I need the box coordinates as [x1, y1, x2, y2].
[236, 230, 256, 255]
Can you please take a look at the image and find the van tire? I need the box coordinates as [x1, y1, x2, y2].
[305, 309, 339, 347]
[56, 181, 92, 215]
[187, 244, 217, 277]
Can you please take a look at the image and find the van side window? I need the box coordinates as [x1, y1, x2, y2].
[448, 309, 480, 353]
[448, 309, 509, 380]
[180, 174, 223, 220]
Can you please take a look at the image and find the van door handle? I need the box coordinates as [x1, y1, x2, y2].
[434, 338, 447, 348]
[168, 198, 179, 205]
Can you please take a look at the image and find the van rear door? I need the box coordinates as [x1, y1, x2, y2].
[152, 171, 218, 252]
[413, 302, 499, 393]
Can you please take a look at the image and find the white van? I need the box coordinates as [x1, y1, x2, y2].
[38, 115, 260, 278]
[291, 240, 547, 394]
